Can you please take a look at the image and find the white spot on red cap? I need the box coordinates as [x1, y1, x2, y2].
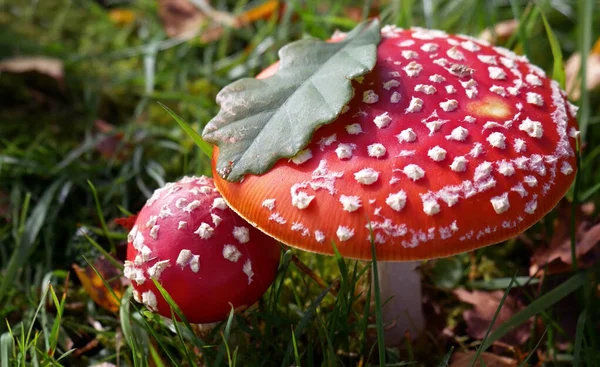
[243, 259, 254, 284]
[469, 142, 484, 157]
[194, 222, 214, 239]
[314, 230, 325, 243]
[269, 212, 286, 224]
[367, 143, 387, 158]
[403, 61, 423, 77]
[291, 149, 312, 165]
[526, 73, 542, 86]
[149, 225, 160, 240]
[159, 204, 173, 218]
[178, 221, 187, 230]
[211, 198, 227, 210]
[524, 175, 538, 187]
[406, 97, 424, 113]
[487, 132, 507, 149]
[488, 66, 507, 80]
[497, 161, 515, 176]
[397, 128, 417, 143]
[499, 56, 517, 69]
[513, 138, 527, 153]
[318, 134, 337, 150]
[428, 146, 447, 161]
[421, 195, 440, 216]
[345, 123, 363, 135]
[222, 244, 242, 262]
[446, 126, 469, 141]
[519, 118, 544, 138]
[447, 47, 465, 60]
[526, 92, 544, 106]
[383, 79, 400, 90]
[291, 190, 315, 210]
[450, 156, 468, 172]
[474, 161, 493, 181]
[354, 168, 380, 185]
[569, 127, 580, 139]
[336, 226, 354, 241]
[176, 249, 199, 273]
[414, 84, 437, 94]
[233, 226, 250, 244]
[262, 198, 275, 211]
[390, 91, 402, 103]
[445, 85, 456, 94]
[175, 198, 188, 209]
[335, 143, 356, 160]
[439, 99, 458, 112]
[339, 195, 362, 212]
[460, 40, 480, 52]
[477, 55, 497, 64]
[420, 43, 438, 52]
[385, 191, 407, 212]
[211, 213, 222, 227]
[401, 50, 419, 59]
[560, 162, 573, 175]
[490, 193, 510, 214]
[128, 225, 138, 243]
[373, 112, 392, 128]
[464, 115, 476, 123]
[142, 290, 158, 311]
[490, 85, 507, 97]
[403, 164, 425, 181]
[524, 198, 537, 214]
[429, 74, 446, 83]
[363, 90, 379, 104]
[398, 39, 415, 47]
[511, 183, 528, 197]
[147, 259, 170, 279]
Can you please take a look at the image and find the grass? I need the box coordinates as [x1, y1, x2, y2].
[1, 0, 599, 365]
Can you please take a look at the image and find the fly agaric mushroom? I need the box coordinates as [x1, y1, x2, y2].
[204, 25, 579, 342]
[124, 176, 281, 323]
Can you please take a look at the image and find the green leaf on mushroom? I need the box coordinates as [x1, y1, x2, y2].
[202, 19, 381, 182]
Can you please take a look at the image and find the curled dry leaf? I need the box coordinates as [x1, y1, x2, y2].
[479, 19, 519, 44]
[158, 0, 207, 38]
[72, 256, 124, 313]
[530, 220, 600, 275]
[453, 288, 531, 345]
[450, 351, 517, 367]
[0, 56, 64, 80]
[565, 38, 600, 100]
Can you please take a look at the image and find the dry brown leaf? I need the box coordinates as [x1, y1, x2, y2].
[454, 288, 531, 345]
[451, 351, 517, 367]
[479, 19, 519, 44]
[158, 0, 207, 38]
[0, 56, 64, 80]
[72, 256, 123, 313]
[565, 38, 600, 100]
[530, 221, 600, 275]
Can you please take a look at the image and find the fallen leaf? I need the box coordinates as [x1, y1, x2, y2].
[114, 214, 138, 231]
[72, 256, 123, 313]
[530, 221, 600, 275]
[453, 288, 531, 345]
[565, 37, 600, 100]
[0, 56, 64, 80]
[158, 0, 206, 38]
[451, 351, 517, 367]
[479, 19, 519, 44]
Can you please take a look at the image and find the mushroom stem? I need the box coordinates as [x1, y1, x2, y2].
[375, 260, 424, 345]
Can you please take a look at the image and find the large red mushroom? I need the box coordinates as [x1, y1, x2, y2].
[204, 24, 579, 342]
[124, 176, 281, 323]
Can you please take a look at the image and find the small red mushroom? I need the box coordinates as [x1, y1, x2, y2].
[124, 176, 281, 323]
[209, 25, 579, 341]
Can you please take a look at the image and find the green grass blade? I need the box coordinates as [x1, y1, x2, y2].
[87, 180, 115, 252]
[471, 274, 517, 366]
[480, 272, 586, 352]
[1, 332, 14, 367]
[370, 240, 386, 366]
[0, 180, 62, 303]
[573, 309, 587, 367]
[158, 102, 213, 159]
[576, 0, 594, 141]
[538, 6, 565, 88]
[437, 346, 454, 367]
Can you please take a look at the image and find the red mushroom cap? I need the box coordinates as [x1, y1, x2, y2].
[124, 176, 281, 323]
[211, 26, 579, 261]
